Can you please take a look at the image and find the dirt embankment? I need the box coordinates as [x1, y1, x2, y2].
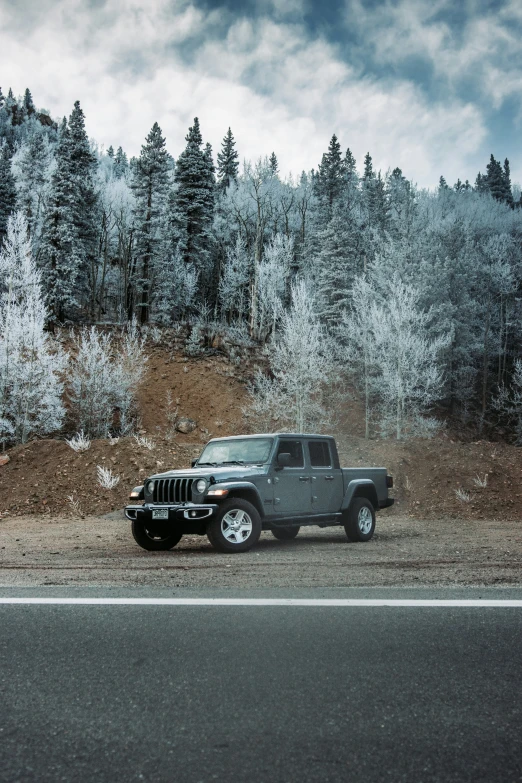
[1, 344, 522, 522]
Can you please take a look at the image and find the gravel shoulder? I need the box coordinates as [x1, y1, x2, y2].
[1, 512, 521, 588]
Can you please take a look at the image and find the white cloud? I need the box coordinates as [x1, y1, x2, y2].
[1, 0, 488, 186]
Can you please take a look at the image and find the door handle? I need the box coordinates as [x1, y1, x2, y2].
[299, 476, 309, 482]
[325, 476, 334, 481]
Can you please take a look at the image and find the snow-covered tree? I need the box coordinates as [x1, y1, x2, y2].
[250, 280, 332, 432]
[11, 127, 54, 253]
[156, 247, 199, 323]
[368, 275, 451, 439]
[340, 275, 379, 438]
[68, 321, 146, 437]
[131, 122, 170, 323]
[217, 127, 239, 192]
[255, 233, 292, 340]
[172, 118, 215, 287]
[219, 234, 250, 322]
[0, 212, 65, 445]
[0, 144, 16, 247]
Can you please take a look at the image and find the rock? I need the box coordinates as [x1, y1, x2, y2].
[0, 455, 10, 466]
[175, 417, 197, 434]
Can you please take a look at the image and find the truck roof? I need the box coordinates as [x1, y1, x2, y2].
[207, 433, 336, 442]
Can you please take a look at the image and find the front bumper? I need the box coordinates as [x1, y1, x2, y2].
[124, 503, 219, 523]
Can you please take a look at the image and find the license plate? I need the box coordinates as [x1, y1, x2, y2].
[152, 509, 169, 520]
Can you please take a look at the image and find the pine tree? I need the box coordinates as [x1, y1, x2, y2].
[216, 127, 239, 191]
[131, 122, 170, 323]
[173, 117, 215, 287]
[114, 146, 128, 179]
[314, 134, 344, 219]
[503, 159, 514, 207]
[0, 144, 16, 247]
[0, 87, 4, 109]
[315, 208, 363, 326]
[107, 145, 114, 159]
[439, 176, 448, 190]
[5, 88, 19, 127]
[39, 119, 80, 321]
[486, 154, 505, 202]
[12, 127, 53, 250]
[269, 152, 279, 174]
[39, 103, 98, 321]
[474, 172, 488, 193]
[361, 154, 388, 231]
[23, 88, 35, 117]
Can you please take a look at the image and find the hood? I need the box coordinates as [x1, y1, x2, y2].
[147, 464, 269, 482]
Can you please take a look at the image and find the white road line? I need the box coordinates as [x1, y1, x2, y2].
[0, 598, 521, 607]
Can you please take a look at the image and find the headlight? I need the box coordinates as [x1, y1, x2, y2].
[146, 480, 155, 494]
[195, 479, 207, 494]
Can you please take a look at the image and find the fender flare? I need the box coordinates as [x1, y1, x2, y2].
[211, 481, 265, 517]
[341, 479, 378, 512]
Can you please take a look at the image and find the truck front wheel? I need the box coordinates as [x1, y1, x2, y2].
[344, 498, 375, 542]
[207, 498, 262, 553]
[131, 520, 183, 551]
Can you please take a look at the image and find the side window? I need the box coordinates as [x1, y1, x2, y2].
[276, 440, 304, 468]
[308, 440, 332, 468]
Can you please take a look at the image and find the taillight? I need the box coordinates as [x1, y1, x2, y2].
[386, 475, 393, 488]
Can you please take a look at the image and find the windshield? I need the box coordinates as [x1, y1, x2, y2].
[198, 438, 273, 465]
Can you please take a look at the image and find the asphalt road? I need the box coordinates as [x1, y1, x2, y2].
[1, 588, 521, 783]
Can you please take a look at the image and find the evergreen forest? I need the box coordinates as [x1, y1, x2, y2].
[2, 86, 522, 444]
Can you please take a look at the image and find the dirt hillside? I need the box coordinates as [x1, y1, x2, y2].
[1, 346, 522, 520]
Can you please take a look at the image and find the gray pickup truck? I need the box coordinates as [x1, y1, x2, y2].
[125, 433, 393, 553]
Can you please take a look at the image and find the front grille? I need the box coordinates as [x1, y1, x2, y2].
[153, 478, 194, 504]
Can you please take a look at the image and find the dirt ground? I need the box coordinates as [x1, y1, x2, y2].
[2, 342, 522, 588]
[1, 511, 521, 588]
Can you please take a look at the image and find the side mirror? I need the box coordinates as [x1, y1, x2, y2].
[191, 459, 198, 467]
[276, 452, 291, 469]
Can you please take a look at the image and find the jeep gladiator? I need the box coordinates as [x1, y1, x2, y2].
[125, 433, 394, 553]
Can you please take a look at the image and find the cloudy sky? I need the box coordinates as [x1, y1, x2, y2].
[1, 0, 521, 187]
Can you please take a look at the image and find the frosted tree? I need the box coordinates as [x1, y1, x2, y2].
[156, 246, 199, 323]
[255, 233, 293, 340]
[0, 144, 16, 247]
[219, 234, 250, 322]
[11, 127, 54, 254]
[39, 103, 98, 322]
[68, 321, 146, 437]
[172, 118, 215, 289]
[131, 122, 170, 323]
[250, 280, 332, 432]
[0, 212, 65, 445]
[340, 275, 380, 439]
[369, 275, 451, 439]
[314, 134, 345, 221]
[493, 359, 522, 443]
[216, 127, 239, 192]
[314, 207, 364, 327]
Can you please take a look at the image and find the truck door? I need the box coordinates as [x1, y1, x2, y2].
[272, 439, 312, 517]
[307, 439, 343, 513]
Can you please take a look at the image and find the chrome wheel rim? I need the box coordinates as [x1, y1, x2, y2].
[221, 509, 253, 544]
[358, 506, 373, 534]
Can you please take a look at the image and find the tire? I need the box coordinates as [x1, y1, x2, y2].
[271, 526, 300, 541]
[131, 519, 183, 551]
[206, 498, 262, 553]
[343, 497, 376, 542]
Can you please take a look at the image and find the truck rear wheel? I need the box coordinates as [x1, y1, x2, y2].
[344, 498, 375, 542]
[271, 526, 300, 540]
[131, 520, 183, 551]
[207, 498, 261, 553]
